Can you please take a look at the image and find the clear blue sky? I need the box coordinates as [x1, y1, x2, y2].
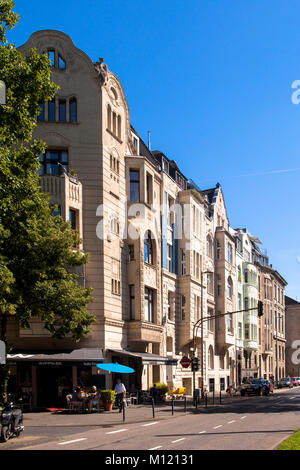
[8, 0, 300, 299]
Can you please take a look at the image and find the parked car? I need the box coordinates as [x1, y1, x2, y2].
[291, 377, 300, 386]
[264, 379, 274, 393]
[241, 378, 271, 396]
[278, 377, 293, 388]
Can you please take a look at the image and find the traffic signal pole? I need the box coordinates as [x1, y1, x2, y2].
[191, 301, 263, 404]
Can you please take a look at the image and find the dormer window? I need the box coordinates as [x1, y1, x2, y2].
[131, 132, 139, 155]
[162, 158, 169, 173]
[176, 172, 186, 189]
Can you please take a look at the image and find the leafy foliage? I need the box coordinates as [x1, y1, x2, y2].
[0, 1, 95, 344]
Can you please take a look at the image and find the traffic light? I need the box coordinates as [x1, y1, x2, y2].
[191, 357, 199, 372]
[257, 300, 263, 317]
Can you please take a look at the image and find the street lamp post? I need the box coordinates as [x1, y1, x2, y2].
[275, 312, 279, 382]
[192, 270, 213, 399]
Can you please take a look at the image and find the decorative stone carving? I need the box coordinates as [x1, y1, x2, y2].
[144, 264, 157, 289]
[94, 58, 109, 86]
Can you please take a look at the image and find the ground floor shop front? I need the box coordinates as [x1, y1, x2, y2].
[6, 348, 178, 408]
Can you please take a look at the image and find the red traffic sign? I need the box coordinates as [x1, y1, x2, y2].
[180, 356, 191, 368]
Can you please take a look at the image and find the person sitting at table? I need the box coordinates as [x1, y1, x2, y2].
[72, 386, 83, 402]
[69, 386, 84, 412]
[87, 386, 100, 413]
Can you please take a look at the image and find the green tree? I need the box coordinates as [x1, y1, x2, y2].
[0, 1, 95, 400]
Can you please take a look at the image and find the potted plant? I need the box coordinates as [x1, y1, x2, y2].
[155, 382, 169, 401]
[100, 390, 116, 411]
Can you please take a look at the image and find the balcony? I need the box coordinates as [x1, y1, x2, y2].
[128, 321, 163, 344]
[40, 173, 83, 242]
[40, 173, 82, 212]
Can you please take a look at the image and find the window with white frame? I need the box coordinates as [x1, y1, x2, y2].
[227, 243, 233, 264]
[167, 244, 172, 272]
[145, 287, 154, 323]
[181, 249, 186, 275]
[227, 276, 233, 299]
[181, 295, 186, 320]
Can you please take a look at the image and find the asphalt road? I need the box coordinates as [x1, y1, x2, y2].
[2, 386, 300, 451]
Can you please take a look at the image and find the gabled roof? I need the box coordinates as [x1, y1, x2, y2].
[285, 295, 300, 306]
[201, 187, 217, 204]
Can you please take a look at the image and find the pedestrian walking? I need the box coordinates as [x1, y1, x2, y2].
[115, 379, 126, 412]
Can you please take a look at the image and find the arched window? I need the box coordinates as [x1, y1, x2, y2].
[144, 230, 154, 264]
[117, 115, 121, 139]
[227, 276, 233, 299]
[59, 99, 66, 122]
[107, 104, 111, 130]
[208, 346, 214, 369]
[69, 98, 77, 123]
[206, 235, 213, 258]
[110, 217, 119, 235]
[58, 55, 66, 70]
[113, 112, 117, 135]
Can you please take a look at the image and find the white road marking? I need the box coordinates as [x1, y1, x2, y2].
[142, 422, 158, 427]
[171, 438, 185, 443]
[228, 420, 236, 424]
[199, 431, 207, 434]
[106, 429, 128, 434]
[148, 446, 162, 450]
[58, 438, 87, 446]
[240, 416, 247, 419]
[213, 425, 223, 429]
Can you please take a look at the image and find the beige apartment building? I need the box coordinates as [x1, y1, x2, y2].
[285, 296, 300, 377]
[252, 243, 287, 381]
[4, 29, 288, 407]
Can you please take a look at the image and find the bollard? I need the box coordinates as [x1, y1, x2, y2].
[205, 393, 208, 408]
[184, 396, 187, 413]
[213, 390, 215, 405]
[171, 397, 174, 415]
[123, 401, 126, 423]
[219, 390, 222, 404]
[152, 398, 155, 419]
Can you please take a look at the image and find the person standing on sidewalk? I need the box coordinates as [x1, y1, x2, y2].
[115, 379, 126, 412]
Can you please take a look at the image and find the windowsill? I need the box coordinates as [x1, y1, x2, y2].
[110, 168, 120, 177]
[144, 261, 155, 268]
[106, 128, 123, 144]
